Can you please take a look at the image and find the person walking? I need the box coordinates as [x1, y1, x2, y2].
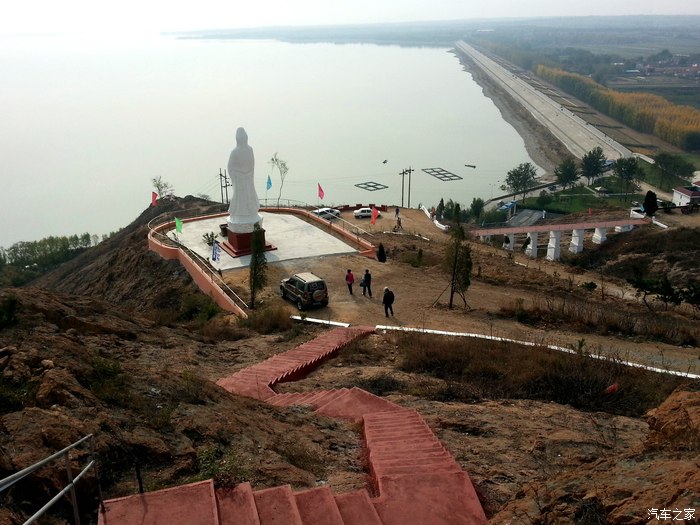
[382, 286, 395, 317]
[362, 269, 372, 298]
[345, 269, 355, 295]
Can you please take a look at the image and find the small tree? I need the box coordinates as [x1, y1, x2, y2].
[152, 176, 173, 198]
[248, 224, 268, 309]
[504, 162, 538, 201]
[436, 198, 445, 220]
[554, 157, 580, 189]
[643, 190, 658, 216]
[469, 197, 485, 221]
[269, 153, 289, 207]
[445, 226, 472, 309]
[580, 147, 606, 186]
[614, 157, 642, 196]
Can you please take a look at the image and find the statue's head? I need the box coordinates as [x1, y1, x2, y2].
[236, 127, 248, 146]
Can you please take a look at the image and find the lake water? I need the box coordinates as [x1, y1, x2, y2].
[0, 33, 538, 247]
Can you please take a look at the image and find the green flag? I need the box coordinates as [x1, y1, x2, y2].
[175, 217, 183, 233]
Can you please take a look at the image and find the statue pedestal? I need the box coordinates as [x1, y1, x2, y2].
[222, 227, 276, 258]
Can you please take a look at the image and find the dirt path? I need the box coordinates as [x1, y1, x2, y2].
[225, 208, 700, 376]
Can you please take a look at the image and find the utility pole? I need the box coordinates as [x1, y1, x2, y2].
[219, 169, 231, 205]
[406, 166, 414, 208]
[399, 170, 406, 207]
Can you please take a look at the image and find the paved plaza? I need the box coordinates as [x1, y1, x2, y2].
[168, 212, 357, 271]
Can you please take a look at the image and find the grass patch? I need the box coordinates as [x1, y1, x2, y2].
[272, 436, 326, 478]
[240, 304, 294, 334]
[397, 333, 688, 416]
[90, 355, 131, 405]
[195, 444, 249, 487]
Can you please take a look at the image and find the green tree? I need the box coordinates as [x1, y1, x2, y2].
[580, 147, 606, 186]
[445, 226, 472, 309]
[248, 225, 268, 309]
[152, 176, 173, 198]
[614, 157, 642, 196]
[505, 162, 538, 201]
[436, 198, 445, 220]
[554, 157, 580, 189]
[469, 197, 485, 221]
[269, 153, 289, 207]
[536, 190, 553, 209]
[653, 152, 695, 191]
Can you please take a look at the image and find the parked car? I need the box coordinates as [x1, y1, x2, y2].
[353, 207, 381, 219]
[311, 207, 341, 219]
[280, 272, 329, 310]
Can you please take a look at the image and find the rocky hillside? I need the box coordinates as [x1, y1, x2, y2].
[33, 196, 225, 317]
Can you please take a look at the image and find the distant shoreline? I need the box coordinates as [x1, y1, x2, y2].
[452, 49, 569, 181]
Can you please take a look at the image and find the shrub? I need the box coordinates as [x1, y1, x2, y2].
[0, 294, 19, 329]
[90, 355, 130, 405]
[180, 294, 220, 322]
[240, 304, 293, 334]
[0, 377, 29, 414]
[356, 374, 406, 396]
[196, 444, 249, 487]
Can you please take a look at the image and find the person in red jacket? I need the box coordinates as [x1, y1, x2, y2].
[345, 269, 355, 295]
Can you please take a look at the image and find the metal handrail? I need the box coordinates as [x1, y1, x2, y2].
[0, 433, 103, 525]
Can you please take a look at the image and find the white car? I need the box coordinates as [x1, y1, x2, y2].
[311, 207, 341, 219]
[353, 207, 381, 219]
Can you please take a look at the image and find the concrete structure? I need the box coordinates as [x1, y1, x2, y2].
[99, 326, 487, 525]
[455, 41, 631, 162]
[672, 185, 700, 207]
[148, 208, 377, 317]
[471, 217, 649, 261]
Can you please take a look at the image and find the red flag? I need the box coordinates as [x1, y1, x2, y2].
[317, 183, 325, 200]
[371, 206, 379, 225]
[151, 192, 158, 207]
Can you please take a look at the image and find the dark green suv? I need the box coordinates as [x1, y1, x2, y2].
[280, 272, 329, 310]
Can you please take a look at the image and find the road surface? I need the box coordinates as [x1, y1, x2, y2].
[455, 41, 631, 161]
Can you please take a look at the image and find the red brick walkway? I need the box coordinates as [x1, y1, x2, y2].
[99, 326, 486, 525]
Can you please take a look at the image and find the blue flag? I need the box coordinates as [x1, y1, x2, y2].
[266, 175, 272, 190]
[212, 241, 221, 262]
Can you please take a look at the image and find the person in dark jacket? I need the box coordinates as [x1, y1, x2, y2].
[362, 269, 372, 298]
[382, 287, 395, 317]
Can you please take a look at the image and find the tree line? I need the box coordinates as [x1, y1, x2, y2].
[535, 65, 700, 151]
[0, 232, 106, 288]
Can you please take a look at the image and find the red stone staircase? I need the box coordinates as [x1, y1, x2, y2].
[99, 326, 487, 525]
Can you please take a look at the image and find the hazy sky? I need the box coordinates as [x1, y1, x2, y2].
[2, 0, 699, 35]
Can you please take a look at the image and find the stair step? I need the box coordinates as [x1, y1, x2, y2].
[216, 482, 261, 525]
[334, 490, 383, 525]
[294, 487, 345, 525]
[316, 387, 402, 422]
[98, 479, 218, 525]
[313, 389, 350, 411]
[253, 485, 303, 525]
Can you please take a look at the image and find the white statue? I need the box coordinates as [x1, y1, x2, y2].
[227, 127, 263, 233]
